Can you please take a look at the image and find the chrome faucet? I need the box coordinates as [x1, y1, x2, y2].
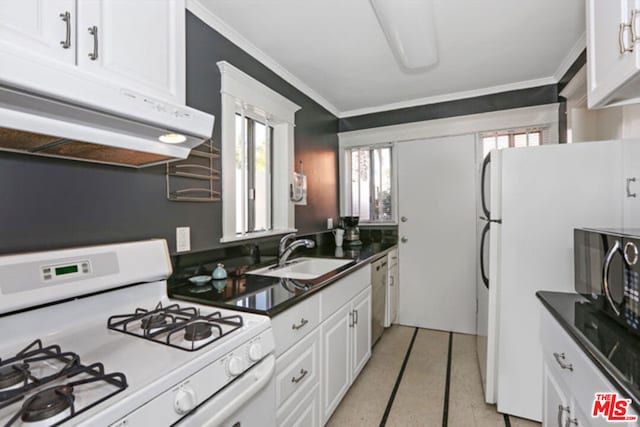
[278, 237, 315, 267]
[278, 233, 297, 259]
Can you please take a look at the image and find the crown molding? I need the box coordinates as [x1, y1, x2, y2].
[338, 76, 557, 118]
[553, 32, 586, 82]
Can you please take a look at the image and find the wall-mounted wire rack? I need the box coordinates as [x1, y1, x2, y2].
[166, 140, 221, 202]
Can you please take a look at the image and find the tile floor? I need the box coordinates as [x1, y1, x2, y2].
[326, 325, 541, 427]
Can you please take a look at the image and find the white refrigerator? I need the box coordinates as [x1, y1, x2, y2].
[478, 140, 623, 421]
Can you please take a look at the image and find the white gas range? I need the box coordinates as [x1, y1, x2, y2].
[0, 240, 276, 427]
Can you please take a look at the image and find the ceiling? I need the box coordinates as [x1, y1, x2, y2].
[192, 0, 585, 117]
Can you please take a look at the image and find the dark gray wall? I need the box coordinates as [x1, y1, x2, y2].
[0, 12, 339, 255]
[339, 85, 559, 132]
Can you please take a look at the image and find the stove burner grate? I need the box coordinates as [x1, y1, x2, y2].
[2, 361, 127, 427]
[0, 340, 128, 427]
[108, 302, 244, 351]
[0, 364, 29, 391]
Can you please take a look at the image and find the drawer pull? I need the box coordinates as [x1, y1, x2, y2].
[291, 318, 308, 330]
[557, 405, 569, 427]
[553, 352, 574, 371]
[354, 309, 359, 325]
[291, 368, 308, 384]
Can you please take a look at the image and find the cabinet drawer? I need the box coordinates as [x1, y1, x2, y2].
[272, 293, 320, 356]
[278, 384, 320, 427]
[542, 309, 637, 423]
[275, 328, 320, 410]
[321, 267, 370, 319]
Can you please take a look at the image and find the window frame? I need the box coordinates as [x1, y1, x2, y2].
[218, 61, 300, 243]
[340, 142, 397, 225]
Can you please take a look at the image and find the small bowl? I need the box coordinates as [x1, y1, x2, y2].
[188, 275, 212, 286]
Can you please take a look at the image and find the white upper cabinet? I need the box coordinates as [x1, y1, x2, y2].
[0, 0, 185, 104]
[0, 0, 77, 64]
[77, 0, 185, 103]
[587, 0, 640, 108]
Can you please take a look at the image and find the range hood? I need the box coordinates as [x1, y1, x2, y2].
[0, 50, 215, 168]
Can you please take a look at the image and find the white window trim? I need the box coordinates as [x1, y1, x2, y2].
[217, 61, 301, 243]
[338, 103, 559, 220]
[341, 143, 398, 225]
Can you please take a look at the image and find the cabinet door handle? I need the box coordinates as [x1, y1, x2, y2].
[88, 26, 99, 60]
[59, 12, 71, 49]
[291, 368, 308, 384]
[620, 23, 634, 54]
[565, 415, 578, 427]
[349, 311, 354, 327]
[627, 177, 637, 198]
[552, 352, 574, 371]
[291, 318, 308, 330]
[390, 276, 394, 287]
[557, 405, 569, 427]
[354, 309, 358, 325]
[633, 10, 640, 43]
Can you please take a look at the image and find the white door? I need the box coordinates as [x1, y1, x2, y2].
[0, 0, 76, 64]
[397, 134, 477, 334]
[352, 287, 371, 378]
[321, 303, 351, 423]
[77, 0, 185, 102]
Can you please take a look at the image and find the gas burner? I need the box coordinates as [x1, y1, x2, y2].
[0, 364, 29, 391]
[141, 313, 168, 331]
[108, 302, 244, 351]
[184, 322, 213, 342]
[21, 386, 74, 424]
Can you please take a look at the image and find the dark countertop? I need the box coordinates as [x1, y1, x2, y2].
[537, 291, 640, 410]
[169, 242, 396, 317]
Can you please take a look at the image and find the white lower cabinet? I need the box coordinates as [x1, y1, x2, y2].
[321, 286, 371, 424]
[272, 265, 372, 426]
[541, 309, 638, 426]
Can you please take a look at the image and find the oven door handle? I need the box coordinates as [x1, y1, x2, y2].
[603, 239, 623, 316]
[201, 354, 275, 427]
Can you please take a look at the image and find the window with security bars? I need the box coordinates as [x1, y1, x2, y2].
[235, 114, 273, 234]
[481, 129, 543, 159]
[346, 146, 393, 222]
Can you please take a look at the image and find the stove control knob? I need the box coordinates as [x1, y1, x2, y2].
[248, 343, 263, 362]
[174, 387, 197, 415]
[227, 356, 245, 377]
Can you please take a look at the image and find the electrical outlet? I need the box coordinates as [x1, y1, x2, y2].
[176, 227, 191, 252]
[327, 218, 333, 229]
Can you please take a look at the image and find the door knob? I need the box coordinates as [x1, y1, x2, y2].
[401, 237, 408, 243]
[401, 216, 408, 222]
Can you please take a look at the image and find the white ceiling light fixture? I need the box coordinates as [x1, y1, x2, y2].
[370, 0, 439, 71]
[158, 133, 187, 144]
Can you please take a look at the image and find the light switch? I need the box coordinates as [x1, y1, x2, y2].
[327, 218, 333, 229]
[176, 227, 191, 252]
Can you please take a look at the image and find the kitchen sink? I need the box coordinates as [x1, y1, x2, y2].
[247, 257, 354, 280]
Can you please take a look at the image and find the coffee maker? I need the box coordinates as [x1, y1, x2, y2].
[340, 216, 362, 246]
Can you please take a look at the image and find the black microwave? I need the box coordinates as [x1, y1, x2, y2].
[574, 228, 640, 335]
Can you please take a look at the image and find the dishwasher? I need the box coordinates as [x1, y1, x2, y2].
[371, 257, 388, 345]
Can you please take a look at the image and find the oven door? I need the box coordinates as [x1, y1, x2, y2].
[176, 354, 276, 427]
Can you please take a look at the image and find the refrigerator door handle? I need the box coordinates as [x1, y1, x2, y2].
[603, 239, 623, 316]
[480, 154, 491, 218]
[480, 222, 490, 289]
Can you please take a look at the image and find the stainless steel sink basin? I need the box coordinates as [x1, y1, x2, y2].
[248, 257, 354, 280]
